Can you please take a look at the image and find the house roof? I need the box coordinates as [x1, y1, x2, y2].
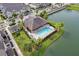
[0, 38, 5, 49]
[0, 49, 6, 56]
[0, 43, 6, 56]
[0, 34, 6, 56]
[8, 24, 19, 33]
[24, 15, 48, 31]
[0, 30, 9, 44]
[29, 3, 51, 9]
[0, 31, 6, 39]
[0, 3, 26, 12]
[29, 3, 41, 9]
[6, 47, 15, 56]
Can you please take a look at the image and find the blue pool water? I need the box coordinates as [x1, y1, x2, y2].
[36, 27, 53, 37]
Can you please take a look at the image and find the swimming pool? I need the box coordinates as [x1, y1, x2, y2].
[36, 26, 55, 39]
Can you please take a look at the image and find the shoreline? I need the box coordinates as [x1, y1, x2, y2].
[48, 6, 66, 15]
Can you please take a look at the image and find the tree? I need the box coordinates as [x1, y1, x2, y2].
[39, 10, 48, 20]
[9, 17, 16, 26]
[36, 38, 42, 46]
[24, 43, 32, 52]
[0, 11, 6, 20]
[36, 9, 38, 16]
[0, 10, 2, 14]
[16, 30, 20, 36]
[12, 18, 16, 24]
[31, 40, 38, 50]
[60, 22, 64, 27]
[12, 18, 15, 22]
[54, 22, 64, 31]
[43, 12, 48, 20]
[18, 21, 23, 30]
[12, 11, 18, 18]
[19, 14, 23, 19]
[0, 14, 6, 20]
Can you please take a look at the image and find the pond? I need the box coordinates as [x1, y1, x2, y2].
[44, 10, 79, 56]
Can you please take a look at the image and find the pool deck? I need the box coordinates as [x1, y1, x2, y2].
[31, 24, 56, 40]
[27, 24, 56, 40]
[24, 23, 56, 40]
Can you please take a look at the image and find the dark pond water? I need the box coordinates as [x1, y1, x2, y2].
[44, 10, 79, 56]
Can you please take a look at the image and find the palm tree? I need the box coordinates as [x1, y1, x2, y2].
[36, 9, 38, 16]
[10, 17, 16, 25]
[0, 10, 6, 20]
[12, 10, 18, 18]
[0, 14, 6, 20]
[19, 14, 23, 20]
[0, 10, 2, 14]
[54, 22, 64, 31]
[18, 21, 23, 30]
[39, 10, 48, 20]
[36, 38, 42, 46]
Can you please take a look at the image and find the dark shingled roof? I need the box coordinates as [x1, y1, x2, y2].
[24, 15, 48, 32]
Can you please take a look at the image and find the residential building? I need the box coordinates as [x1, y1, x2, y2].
[0, 3, 31, 17]
[8, 24, 20, 33]
[0, 34, 7, 56]
[23, 15, 56, 40]
[0, 30, 18, 56]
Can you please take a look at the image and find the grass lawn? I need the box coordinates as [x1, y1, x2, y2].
[66, 4, 79, 10]
[12, 20, 64, 56]
[13, 30, 32, 55]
